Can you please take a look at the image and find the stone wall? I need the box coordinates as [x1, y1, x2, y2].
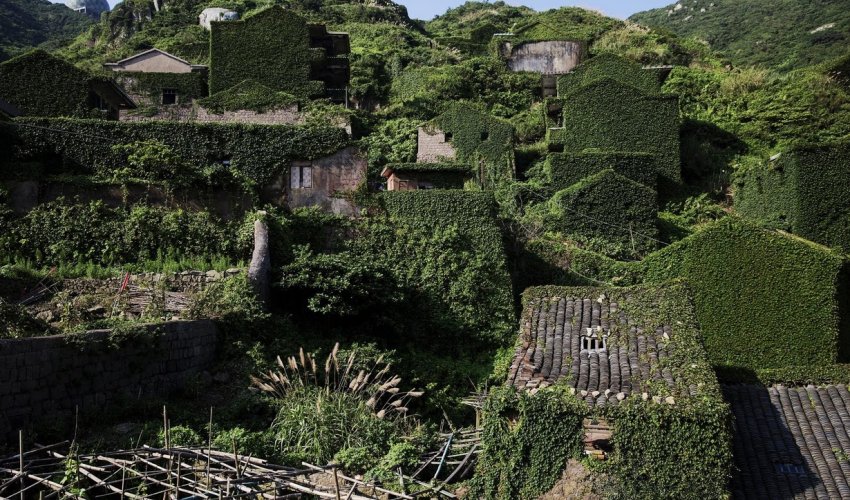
[119, 103, 308, 126]
[416, 127, 457, 163]
[501, 40, 584, 75]
[0, 320, 217, 440]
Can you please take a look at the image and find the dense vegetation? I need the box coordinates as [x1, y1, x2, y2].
[631, 0, 850, 71]
[2, 0, 850, 497]
[0, 0, 92, 62]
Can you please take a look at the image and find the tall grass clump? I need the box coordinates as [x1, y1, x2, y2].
[252, 343, 423, 467]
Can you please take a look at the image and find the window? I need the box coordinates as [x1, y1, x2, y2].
[444, 132, 453, 142]
[290, 165, 313, 189]
[162, 88, 178, 105]
[581, 326, 608, 352]
[775, 463, 806, 475]
[481, 131, 489, 141]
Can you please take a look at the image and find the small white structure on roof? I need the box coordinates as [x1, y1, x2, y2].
[199, 8, 239, 30]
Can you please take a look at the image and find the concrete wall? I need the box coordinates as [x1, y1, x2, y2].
[263, 146, 365, 216]
[109, 51, 195, 73]
[0, 321, 217, 440]
[502, 41, 583, 75]
[3, 180, 254, 220]
[416, 128, 457, 163]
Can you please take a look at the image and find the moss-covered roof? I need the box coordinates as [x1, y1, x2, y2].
[508, 283, 719, 407]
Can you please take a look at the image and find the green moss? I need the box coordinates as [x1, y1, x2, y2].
[199, 80, 299, 114]
[209, 6, 324, 97]
[557, 53, 662, 96]
[734, 139, 850, 252]
[0, 49, 91, 117]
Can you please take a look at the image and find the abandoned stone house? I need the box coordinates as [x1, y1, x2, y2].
[380, 163, 470, 191]
[104, 49, 208, 117]
[263, 146, 366, 216]
[493, 22, 585, 97]
[508, 285, 719, 459]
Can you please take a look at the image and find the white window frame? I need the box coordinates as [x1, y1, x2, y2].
[290, 165, 313, 189]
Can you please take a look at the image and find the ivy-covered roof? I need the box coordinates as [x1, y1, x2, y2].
[508, 283, 718, 407]
[724, 383, 850, 499]
[383, 162, 470, 174]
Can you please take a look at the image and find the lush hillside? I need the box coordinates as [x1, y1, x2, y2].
[630, 0, 850, 70]
[0, 0, 93, 62]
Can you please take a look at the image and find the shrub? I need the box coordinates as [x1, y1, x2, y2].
[0, 298, 52, 339]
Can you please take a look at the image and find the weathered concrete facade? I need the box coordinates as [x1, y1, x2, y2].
[104, 49, 206, 74]
[416, 128, 457, 163]
[500, 40, 584, 74]
[0, 321, 217, 440]
[263, 146, 365, 216]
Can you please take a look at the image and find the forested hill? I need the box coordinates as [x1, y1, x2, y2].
[630, 0, 850, 70]
[0, 0, 93, 62]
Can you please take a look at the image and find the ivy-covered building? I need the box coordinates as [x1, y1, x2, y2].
[472, 283, 732, 498]
[0, 50, 135, 119]
[104, 48, 208, 117]
[208, 6, 350, 102]
[381, 163, 471, 191]
[734, 140, 850, 252]
[415, 103, 515, 189]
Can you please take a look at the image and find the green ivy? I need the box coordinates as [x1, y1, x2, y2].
[119, 71, 207, 102]
[430, 103, 515, 188]
[550, 76, 681, 189]
[0, 49, 92, 117]
[539, 169, 660, 258]
[734, 139, 850, 252]
[199, 79, 299, 114]
[557, 53, 662, 96]
[209, 6, 325, 97]
[546, 150, 660, 191]
[468, 386, 587, 499]
[8, 117, 349, 185]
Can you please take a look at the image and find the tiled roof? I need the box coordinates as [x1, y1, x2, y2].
[724, 384, 850, 499]
[507, 286, 707, 407]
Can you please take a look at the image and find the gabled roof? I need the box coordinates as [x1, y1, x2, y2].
[103, 49, 207, 71]
[724, 383, 850, 499]
[508, 284, 717, 407]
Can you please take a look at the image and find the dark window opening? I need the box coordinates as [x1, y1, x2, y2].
[444, 132, 453, 142]
[581, 327, 608, 352]
[481, 131, 489, 141]
[162, 88, 178, 105]
[775, 463, 806, 475]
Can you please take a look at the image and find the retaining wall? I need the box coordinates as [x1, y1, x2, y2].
[0, 320, 217, 439]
